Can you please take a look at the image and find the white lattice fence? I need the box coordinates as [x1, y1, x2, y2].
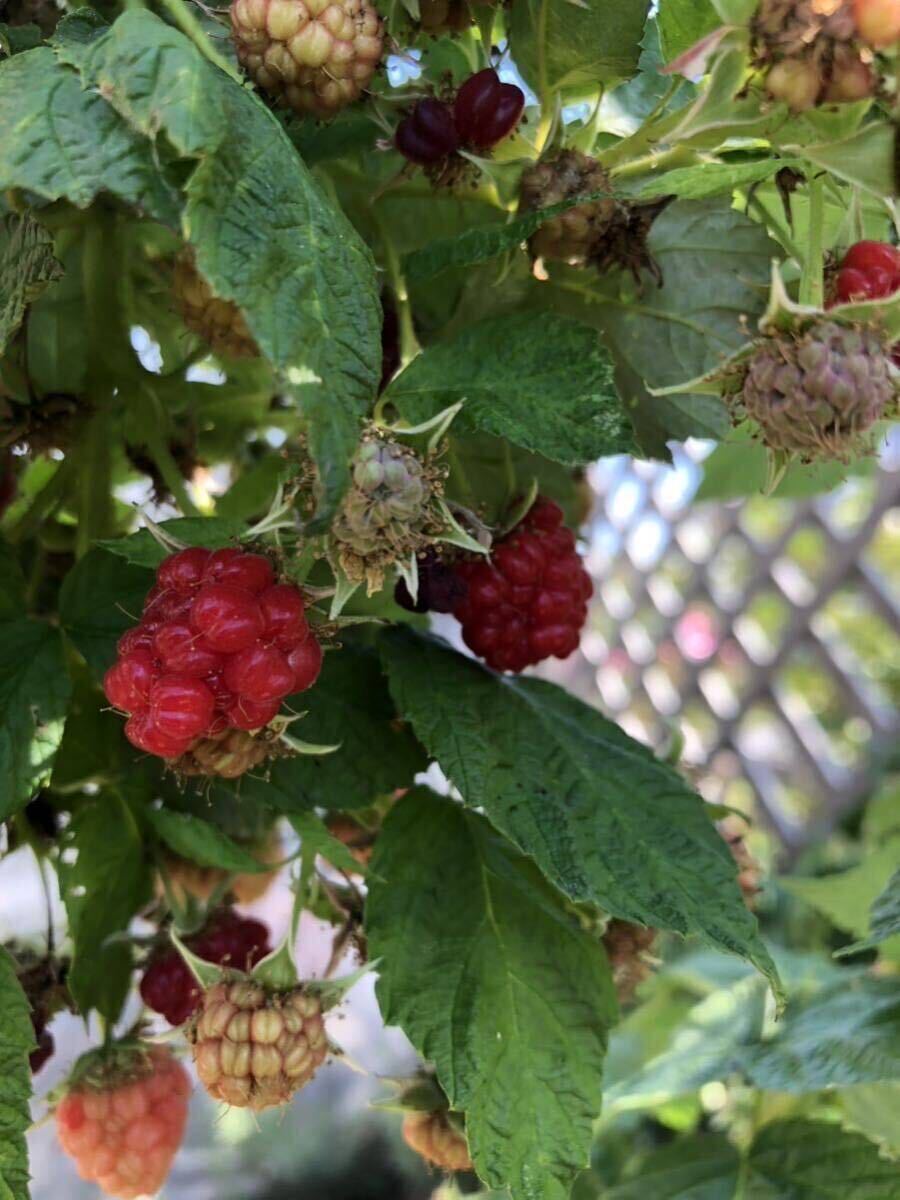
[548, 442, 900, 858]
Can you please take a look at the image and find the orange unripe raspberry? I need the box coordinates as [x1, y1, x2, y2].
[230, 0, 384, 119]
[172, 253, 258, 359]
[402, 1110, 472, 1172]
[189, 978, 328, 1110]
[854, 0, 900, 46]
[56, 1046, 190, 1200]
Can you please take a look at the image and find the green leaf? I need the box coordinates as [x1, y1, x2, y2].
[0, 618, 71, 819]
[384, 313, 634, 465]
[836, 868, 900, 956]
[59, 547, 154, 678]
[288, 812, 365, 877]
[50, 664, 126, 792]
[367, 790, 617, 1200]
[657, 0, 720, 62]
[740, 977, 900, 1092]
[783, 837, 900, 941]
[143, 807, 269, 874]
[228, 642, 426, 814]
[379, 629, 782, 1001]
[604, 1134, 739, 1199]
[97, 516, 248, 569]
[696, 431, 875, 502]
[624, 158, 804, 203]
[839, 1082, 900, 1159]
[0, 21, 43, 55]
[56, 10, 381, 526]
[509, 0, 651, 98]
[24, 233, 88, 397]
[596, 198, 774, 455]
[0, 947, 33, 1200]
[0, 46, 182, 223]
[0, 537, 26, 622]
[0, 211, 62, 355]
[60, 793, 152, 1021]
[778, 121, 895, 199]
[746, 1119, 900, 1198]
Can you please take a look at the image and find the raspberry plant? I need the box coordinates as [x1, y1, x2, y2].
[0, 0, 898, 1198]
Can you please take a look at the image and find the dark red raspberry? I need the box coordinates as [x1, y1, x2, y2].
[223, 643, 296, 701]
[395, 97, 460, 165]
[394, 548, 469, 614]
[190, 584, 265, 653]
[156, 546, 212, 591]
[451, 497, 592, 673]
[286, 637, 323, 692]
[831, 241, 900, 305]
[841, 240, 900, 278]
[105, 548, 322, 761]
[203, 548, 274, 592]
[140, 910, 271, 1026]
[104, 650, 158, 713]
[453, 69, 525, 149]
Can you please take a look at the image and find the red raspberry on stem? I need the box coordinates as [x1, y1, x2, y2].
[395, 97, 460, 165]
[452, 497, 592, 673]
[56, 1045, 190, 1200]
[140, 910, 272, 1026]
[104, 546, 324, 763]
[453, 68, 525, 149]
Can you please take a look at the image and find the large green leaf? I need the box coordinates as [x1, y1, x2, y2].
[0, 617, 71, 819]
[745, 1119, 900, 1198]
[0, 46, 182, 222]
[0, 947, 33, 1200]
[60, 793, 152, 1021]
[838, 869, 900, 956]
[604, 1121, 900, 1199]
[59, 547, 155, 677]
[367, 789, 616, 1200]
[839, 1082, 900, 1159]
[379, 629, 782, 1000]
[509, 0, 651, 98]
[784, 837, 900, 950]
[97, 516, 248, 569]
[384, 313, 634, 464]
[594, 199, 774, 455]
[54, 10, 380, 526]
[0, 211, 62, 355]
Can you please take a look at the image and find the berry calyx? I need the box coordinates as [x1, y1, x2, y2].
[104, 547, 323, 761]
[853, 0, 900, 46]
[189, 978, 328, 1110]
[451, 497, 591, 673]
[402, 1109, 472, 1172]
[453, 68, 525, 149]
[56, 1045, 190, 1200]
[395, 97, 460, 165]
[140, 910, 272, 1027]
[230, 0, 384, 119]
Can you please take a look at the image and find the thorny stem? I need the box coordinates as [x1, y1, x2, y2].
[372, 209, 420, 366]
[800, 173, 825, 308]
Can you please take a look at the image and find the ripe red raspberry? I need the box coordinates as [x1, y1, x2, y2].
[56, 1045, 190, 1200]
[451, 497, 592, 673]
[453, 68, 524, 149]
[104, 546, 322, 762]
[395, 97, 460, 165]
[853, 0, 900, 46]
[140, 910, 271, 1026]
[841, 239, 900, 279]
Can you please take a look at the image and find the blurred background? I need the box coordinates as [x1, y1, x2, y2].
[7, 430, 899, 1198]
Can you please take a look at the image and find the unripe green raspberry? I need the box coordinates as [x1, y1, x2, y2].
[230, 0, 384, 119]
[738, 320, 894, 460]
[172, 253, 258, 360]
[402, 1109, 472, 1172]
[174, 727, 284, 780]
[189, 978, 327, 1111]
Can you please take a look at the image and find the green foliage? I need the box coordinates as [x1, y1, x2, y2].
[1, 1, 898, 1195]
[368, 789, 616, 1200]
[0, 947, 33, 1200]
[380, 628, 781, 998]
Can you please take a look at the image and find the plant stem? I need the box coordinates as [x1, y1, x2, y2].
[747, 193, 803, 264]
[373, 210, 420, 366]
[800, 173, 825, 308]
[142, 408, 202, 516]
[6, 459, 74, 545]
